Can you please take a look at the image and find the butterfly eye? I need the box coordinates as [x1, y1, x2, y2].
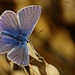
[26, 39, 30, 43]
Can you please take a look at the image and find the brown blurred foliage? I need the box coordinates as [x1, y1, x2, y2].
[0, 0, 75, 75]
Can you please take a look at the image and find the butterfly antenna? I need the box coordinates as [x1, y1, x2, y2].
[29, 30, 44, 38]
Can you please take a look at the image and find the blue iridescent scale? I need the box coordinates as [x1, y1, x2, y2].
[1, 31, 28, 43]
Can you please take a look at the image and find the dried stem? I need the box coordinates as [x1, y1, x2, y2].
[22, 66, 29, 75]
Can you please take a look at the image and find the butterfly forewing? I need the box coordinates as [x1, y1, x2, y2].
[17, 5, 42, 37]
[0, 11, 20, 34]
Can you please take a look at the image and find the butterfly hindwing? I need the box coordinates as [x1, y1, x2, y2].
[7, 43, 29, 66]
[0, 35, 18, 54]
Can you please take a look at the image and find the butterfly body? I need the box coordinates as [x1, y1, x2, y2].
[0, 5, 42, 66]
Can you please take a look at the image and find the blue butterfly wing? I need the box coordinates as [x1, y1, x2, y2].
[17, 5, 42, 37]
[0, 11, 21, 35]
[7, 43, 29, 66]
[0, 35, 18, 54]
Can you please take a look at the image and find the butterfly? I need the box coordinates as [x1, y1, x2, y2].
[0, 5, 42, 66]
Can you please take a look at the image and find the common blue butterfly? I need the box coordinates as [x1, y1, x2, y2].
[0, 5, 42, 66]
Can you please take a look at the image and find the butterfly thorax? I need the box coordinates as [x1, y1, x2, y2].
[1, 31, 29, 43]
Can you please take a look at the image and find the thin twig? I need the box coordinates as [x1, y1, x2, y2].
[22, 66, 29, 75]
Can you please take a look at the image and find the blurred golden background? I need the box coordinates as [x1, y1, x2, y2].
[0, 0, 75, 75]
